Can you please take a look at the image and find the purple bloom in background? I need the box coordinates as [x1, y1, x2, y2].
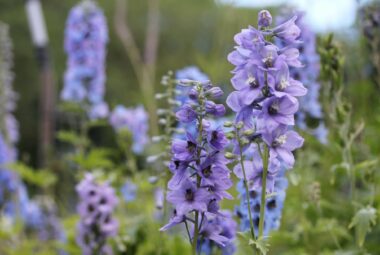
[109, 105, 149, 154]
[76, 173, 118, 255]
[236, 168, 288, 236]
[61, 1, 109, 120]
[277, 11, 328, 143]
[120, 180, 137, 202]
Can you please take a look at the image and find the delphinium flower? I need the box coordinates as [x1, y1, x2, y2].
[199, 211, 237, 255]
[226, 10, 306, 248]
[109, 105, 149, 155]
[61, 0, 109, 119]
[76, 173, 118, 255]
[160, 79, 235, 254]
[277, 12, 327, 143]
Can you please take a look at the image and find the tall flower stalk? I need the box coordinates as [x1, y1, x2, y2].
[61, 0, 109, 120]
[160, 79, 235, 254]
[226, 10, 306, 251]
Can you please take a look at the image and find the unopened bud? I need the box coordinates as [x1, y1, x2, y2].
[236, 121, 244, 129]
[224, 121, 233, 128]
[224, 152, 236, 159]
[243, 129, 255, 136]
[226, 132, 235, 139]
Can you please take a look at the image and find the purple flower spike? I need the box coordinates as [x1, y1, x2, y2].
[162, 77, 235, 252]
[227, 9, 306, 239]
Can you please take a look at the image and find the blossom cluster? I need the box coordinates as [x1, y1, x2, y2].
[76, 173, 118, 255]
[161, 80, 235, 250]
[61, 1, 109, 119]
[226, 10, 305, 236]
[109, 105, 149, 154]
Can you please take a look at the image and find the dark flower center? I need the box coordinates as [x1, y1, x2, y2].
[88, 204, 95, 213]
[253, 203, 261, 213]
[99, 197, 107, 205]
[185, 189, 194, 202]
[89, 190, 96, 196]
[212, 131, 218, 141]
[202, 166, 212, 178]
[249, 190, 258, 199]
[187, 141, 196, 153]
[268, 101, 279, 115]
[174, 160, 180, 169]
[267, 199, 277, 210]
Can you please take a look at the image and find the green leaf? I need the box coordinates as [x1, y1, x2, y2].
[236, 232, 254, 255]
[250, 236, 270, 255]
[8, 162, 56, 188]
[57, 131, 82, 145]
[349, 206, 377, 247]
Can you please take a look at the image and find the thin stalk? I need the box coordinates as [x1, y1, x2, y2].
[236, 128, 256, 241]
[192, 88, 204, 255]
[185, 220, 192, 243]
[258, 145, 269, 237]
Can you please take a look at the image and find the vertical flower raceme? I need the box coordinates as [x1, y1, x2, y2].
[226, 10, 306, 244]
[109, 105, 149, 154]
[61, 1, 109, 119]
[0, 21, 18, 159]
[160, 79, 235, 253]
[278, 12, 327, 143]
[360, 2, 380, 89]
[76, 173, 118, 255]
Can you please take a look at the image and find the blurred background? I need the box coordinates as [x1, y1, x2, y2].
[0, 0, 376, 167]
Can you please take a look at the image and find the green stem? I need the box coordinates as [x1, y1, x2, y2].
[236, 129, 256, 241]
[258, 145, 269, 238]
[192, 88, 204, 255]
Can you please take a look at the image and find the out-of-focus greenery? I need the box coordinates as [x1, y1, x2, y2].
[0, 0, 268, 166]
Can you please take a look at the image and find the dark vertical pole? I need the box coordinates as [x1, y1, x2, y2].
[25, 0, 55, 167]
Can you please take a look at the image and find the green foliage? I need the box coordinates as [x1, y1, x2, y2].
[349, 206, 377, 247]
[8, 162, 56, 189]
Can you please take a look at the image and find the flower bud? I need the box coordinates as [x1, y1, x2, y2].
[223, 121, 233, 127]
[224, 152, 236, 159]
[243, 129, 255, 136]
[236, 121, 244, 129]
[258, 10, 272, 28]
[205, 87, 224, 98]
